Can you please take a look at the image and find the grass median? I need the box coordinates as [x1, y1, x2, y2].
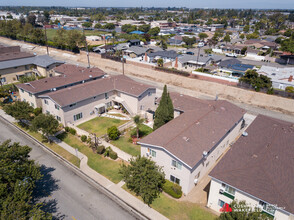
[15, 123, 80, 168]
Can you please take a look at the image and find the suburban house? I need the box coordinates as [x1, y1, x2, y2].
[173, 54, 222, 71]
[128, 39, 141, 47]
[207, 114, 294, 220]
[124, 46, 152, 58]
[17, 64, 106, 108]
[139, 93, 246, 195]
[168, 35, 184, 46]
[39, 75, 156, 125]
[147, 50, 180, 64]
[258, 66, 294, 90]
[0, 45, 63, 83]
[218, 59, 254, 77]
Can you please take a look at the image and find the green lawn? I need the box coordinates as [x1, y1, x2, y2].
[77, 117, 128, 137]
[57, 132, 123, 183]
[122, 185, 216, 220]
[46, 29, 108, 41]
[15, 123, 80, 167]
[111, 125, 153, 157]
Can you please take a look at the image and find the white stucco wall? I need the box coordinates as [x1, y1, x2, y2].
[207, 179, 292, 220]
[18, 89, 41, 108]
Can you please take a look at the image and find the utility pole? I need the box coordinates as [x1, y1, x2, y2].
[196, 46, 201, 69]
[122, 50, 125, 75]
[44, 24, 49, 55]
[83, 28, 90, 68]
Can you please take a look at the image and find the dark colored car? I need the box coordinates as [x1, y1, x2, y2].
[186, 51, 195, 55]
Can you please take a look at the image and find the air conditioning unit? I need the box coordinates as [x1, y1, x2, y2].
[219, 189, 224, 194]
[194, 179, 198, 185]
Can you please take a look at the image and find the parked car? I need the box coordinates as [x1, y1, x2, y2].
[186, 51, 195, 55]
[198, 42, 204, 47]
[225, 53, 237, 58]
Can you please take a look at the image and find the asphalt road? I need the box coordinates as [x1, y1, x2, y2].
[0, 118, 137, 220]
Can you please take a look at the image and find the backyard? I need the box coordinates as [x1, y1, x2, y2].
[77, 117, 129, 137]
[111, 124, 153, 157]
[57, 132, 123, 183]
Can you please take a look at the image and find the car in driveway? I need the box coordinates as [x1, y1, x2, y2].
[225, 53, 237, 58]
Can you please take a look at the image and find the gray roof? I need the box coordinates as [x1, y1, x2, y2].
[0, 55, 64, 70]
[148, 50, 179, 59]
[179, 54, 222, 65]
[125, 46, 149, 55]
[258, 66, 294, 87]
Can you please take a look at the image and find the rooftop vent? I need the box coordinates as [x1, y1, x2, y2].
[89, 75, 92, 78]
[183, 136, 189, 142]
[242, 131, 248, 137]
[203, 151, 208, 159]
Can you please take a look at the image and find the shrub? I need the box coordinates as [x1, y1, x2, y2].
[81, 135, 87, 142]
[97, 145, 105, 154]
[65, 126, 70, 132]
[33, 107, 42, 116]
[87, 136, 92, 144]
[69, 128, 76, 135]
[107, 126, 120, 140]
[286, 86, 294, 93]
[162, 180, 182, 199]
[104, 146, 111, 157]
[109, 150, 118, 160]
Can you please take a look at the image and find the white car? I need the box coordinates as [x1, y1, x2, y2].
[225, 53, 237, 58]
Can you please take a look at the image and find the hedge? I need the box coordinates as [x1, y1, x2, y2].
[97, 145, 105, 154]
[163, 180, 182, 199]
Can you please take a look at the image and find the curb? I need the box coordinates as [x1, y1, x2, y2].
[0, 116, 150, 220]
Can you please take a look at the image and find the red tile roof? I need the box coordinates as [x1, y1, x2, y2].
[210, 114, 294, 214]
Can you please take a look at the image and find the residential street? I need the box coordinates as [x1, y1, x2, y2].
[0, 118, 137, 220]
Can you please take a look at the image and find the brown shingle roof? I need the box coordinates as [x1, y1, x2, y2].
[17, 65, 105, 94]
[41, 75, 155, 107]
[0, 51, 35, 62]
[140, 98, 245, 168]
[210, 114, 294, 214]
[54, 63, 104, 76]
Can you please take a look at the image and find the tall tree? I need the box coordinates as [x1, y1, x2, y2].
[119, 156, 165, 205]
[153, 85, 174, 130]
[198, 32, 208, 41]
[224, 34, 231, 45]
[133, 115, 144, 139]
[26, 13, 36, 26]
[0, 140, 51, 219]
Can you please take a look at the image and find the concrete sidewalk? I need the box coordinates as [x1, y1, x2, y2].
[0, 110, 168, 220]
[49, 134, 168, 220]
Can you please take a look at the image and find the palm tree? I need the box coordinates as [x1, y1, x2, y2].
[133, 115, 144, 139]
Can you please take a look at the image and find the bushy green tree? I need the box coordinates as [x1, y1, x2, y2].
[198, 32, 208, 41]
[182, 36, 196, 48]
[119, 156, 165, 205]
[153, 85, 174, 130]
[107, 126, 120, 140]
[239, 69, 272, 92]
[148, 27, 160, 36]
[3, 101, 34, 121]
[103, 23, 115, 30]
[0, 140, 51, 219]
[31, 113, 59, 139]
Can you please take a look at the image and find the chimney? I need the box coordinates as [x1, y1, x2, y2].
[144, 52, 147, 62]
[175, 57, 178, 68]
[288, 75, 293, 82]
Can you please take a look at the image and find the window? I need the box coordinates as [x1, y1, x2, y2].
[172, 160, 182, 170]
[218, 199, 225, 207]
[170, 175, 180, 185]
[148, 91, 151, 96]
[140, 105, 144, 110]
[23, 98, 26, 102]
[105, 93, 108, 99]
[1, 77, 6, 83]
[259, 201, 276, 215]
[46, 110, 50, 114]
[56, 116, 61, 121]
[106, 102, 112, 108]
[29, 93, 32, 97]
[31, 102, 34, 107]
[55, 104, 59, 110]
[74, 113, 83, 121]
[222, 184, 235, 195]
[150, 149, 156, 157]
[69, 103, 76, 108]
[25, 65, 29, 70]
[44, 100, 48, 105]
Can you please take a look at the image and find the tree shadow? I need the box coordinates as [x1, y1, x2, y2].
[32, 165, 65, 219]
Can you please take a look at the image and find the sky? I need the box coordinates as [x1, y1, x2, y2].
[1, 0, 294, 9]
